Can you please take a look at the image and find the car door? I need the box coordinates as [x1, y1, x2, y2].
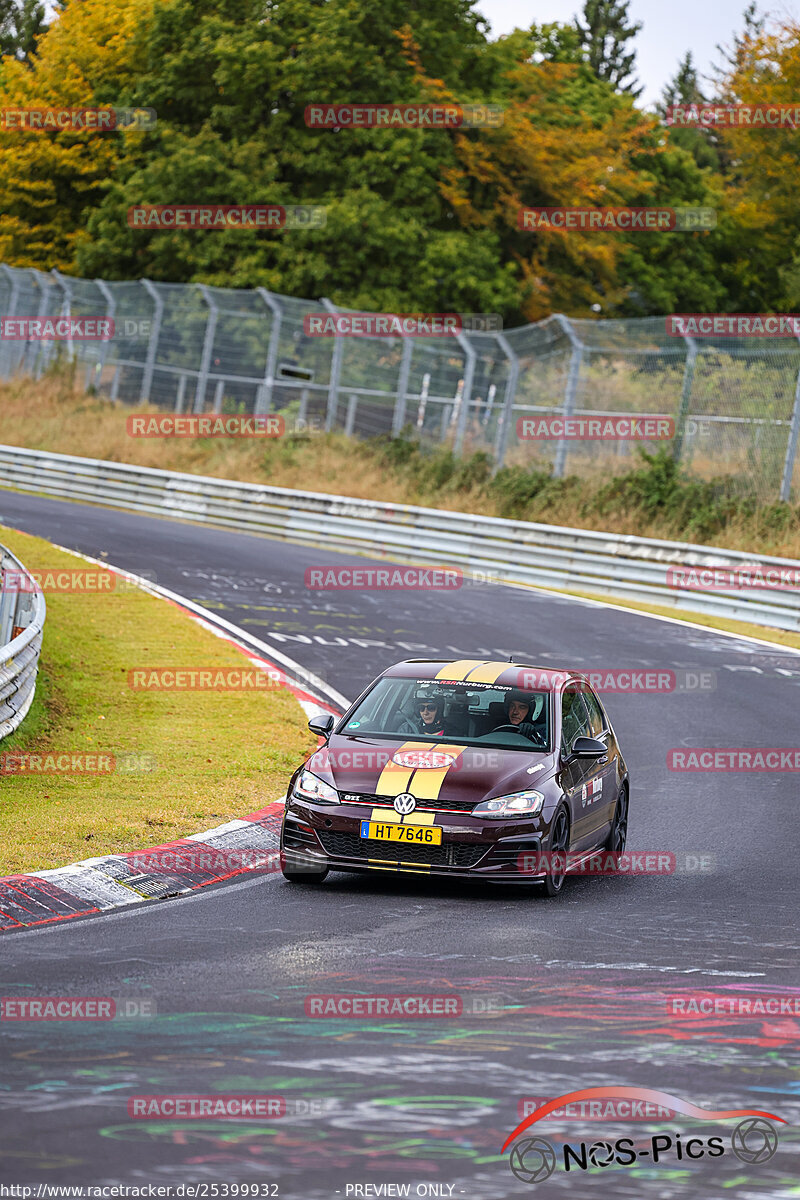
[579, 684, 615, 846]
[558, 686, 594, 851]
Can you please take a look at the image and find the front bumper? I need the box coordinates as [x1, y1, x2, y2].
[281, 795, 547, 883]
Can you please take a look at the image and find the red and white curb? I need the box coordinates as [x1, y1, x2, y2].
[0, 543, 345, 933]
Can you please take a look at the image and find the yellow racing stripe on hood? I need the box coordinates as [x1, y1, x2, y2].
[407, 744, 466, 801]
[375, 741, 431, 795]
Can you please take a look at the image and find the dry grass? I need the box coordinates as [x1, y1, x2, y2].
[1, 371, 799, 557]
[0, 524, 314, 873]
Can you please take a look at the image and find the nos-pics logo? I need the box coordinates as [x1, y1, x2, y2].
[503, 1087, 784, 1183]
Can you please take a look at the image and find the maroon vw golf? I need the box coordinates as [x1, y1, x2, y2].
[280, 658, 629, 896]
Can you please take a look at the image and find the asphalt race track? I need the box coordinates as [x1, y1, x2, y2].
[1, 490, 798, 1198]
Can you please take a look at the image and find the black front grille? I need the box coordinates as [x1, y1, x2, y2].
[489, 841, 540, 869]
[283, 824, 318, 850]
[318, 830, 487, 868]
[340, 792, 475, 813]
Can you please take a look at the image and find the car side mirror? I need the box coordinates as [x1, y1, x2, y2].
[572, 735, 606, 759]
[308, 714, 335, 739]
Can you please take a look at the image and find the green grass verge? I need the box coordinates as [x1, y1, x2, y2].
[0, 525, 313, 874]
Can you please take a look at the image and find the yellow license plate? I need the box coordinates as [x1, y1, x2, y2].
[360, 821, 442, 845]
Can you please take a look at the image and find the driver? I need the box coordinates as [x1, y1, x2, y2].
[494, 689, 544, 743]
[400, 687, 447, 737]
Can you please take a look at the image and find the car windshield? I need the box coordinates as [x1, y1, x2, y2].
[339, 676, 551, 751]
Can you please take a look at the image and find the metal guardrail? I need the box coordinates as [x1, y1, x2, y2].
[0, 542, 46, 741]
[0, 442, 798, 632]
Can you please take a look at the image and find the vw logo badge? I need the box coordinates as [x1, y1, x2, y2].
[393, 793, 417, 815]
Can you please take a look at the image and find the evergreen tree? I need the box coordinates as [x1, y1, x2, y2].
[576, 0, 642, 95]
[0, 0, 46, 62]
[658, 51, 720, 171]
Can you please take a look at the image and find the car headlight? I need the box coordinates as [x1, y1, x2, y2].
[472, 790, 545, 818]
[294, 769, 340, 805]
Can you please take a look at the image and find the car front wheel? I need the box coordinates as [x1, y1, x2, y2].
[280, 849, 329, 884]
[605, 787, 628, 854]
[541, 807, 569, 898]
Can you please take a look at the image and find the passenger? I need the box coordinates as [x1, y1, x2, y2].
[400, 688, 446, 737]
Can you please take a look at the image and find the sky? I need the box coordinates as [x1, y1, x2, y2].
[475, 0, 794, 108]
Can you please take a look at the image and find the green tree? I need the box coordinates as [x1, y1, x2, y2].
[576, 0, 642, 95]
[77, 0, 517, 316]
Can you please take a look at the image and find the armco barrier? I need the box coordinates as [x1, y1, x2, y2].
[0, 541, 46, 741]
[0, 442, 799, 631]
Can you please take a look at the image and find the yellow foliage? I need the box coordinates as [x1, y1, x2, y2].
[0, 0, 157, 270]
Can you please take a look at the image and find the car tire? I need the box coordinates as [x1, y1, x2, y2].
[541, 806, 569, 898]
[604, 786, 628, 854]
[280, 850, 329, 884]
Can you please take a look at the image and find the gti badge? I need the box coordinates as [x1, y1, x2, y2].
[393, 793, 417, 815]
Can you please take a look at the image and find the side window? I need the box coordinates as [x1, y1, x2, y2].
[561, 689, 590, 755]
[583, 688, 606, 737]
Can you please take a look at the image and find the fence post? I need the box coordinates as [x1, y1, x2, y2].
[48, 269, 73, 375]
[392, 338, 414, 436]
[493, 332, 520, 471]
[672, 333, 698, 463]
[345, 393, 358, 436]
[255, 288, 282, 415]
[140, 279, 163, 403]
[193, 284, 219, 413]
[321, 298, 343, 432]
[552, 314, 583, 478]
[452, 330, 476, 455]
[94, 279, 116, 391]
[780, 334, 800, 502]
[30, 271, 56, 378]
[0, 550, 15, 643]
[416, 372, 431, 430]
[0, 265, 20, 379]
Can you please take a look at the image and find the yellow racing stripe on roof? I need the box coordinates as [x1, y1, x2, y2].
[464, 661, 512, 684]
[435, 660, 489, 681]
